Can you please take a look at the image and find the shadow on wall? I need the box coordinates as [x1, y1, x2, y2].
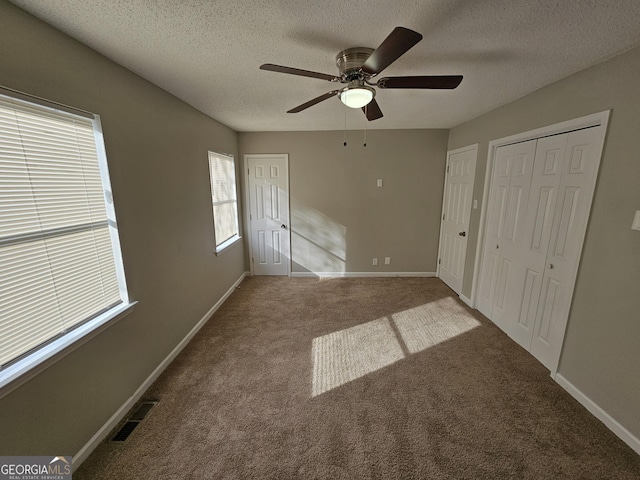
[291, 201, 347, 274]
[311, 297, 480, 397]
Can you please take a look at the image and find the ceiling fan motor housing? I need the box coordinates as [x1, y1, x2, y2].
[336, 47, 374, 82]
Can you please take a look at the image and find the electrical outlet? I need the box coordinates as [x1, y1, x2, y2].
[372, 258, 378, 266]
[384, 257, 391, 265]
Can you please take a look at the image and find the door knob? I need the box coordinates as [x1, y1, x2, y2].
[281, 224, 287, 229]
[549, 263, 554, 269]
[458, 231, 466, 237]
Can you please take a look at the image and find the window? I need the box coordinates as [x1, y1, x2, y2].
[0, 89, 131, 390]
[208, 151, 240, 252]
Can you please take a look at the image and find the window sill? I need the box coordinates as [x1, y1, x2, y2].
[0, 301, 137, 400]
[215, 234, 242, 255]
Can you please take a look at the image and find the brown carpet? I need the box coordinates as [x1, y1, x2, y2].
[76, 277, 640, 479]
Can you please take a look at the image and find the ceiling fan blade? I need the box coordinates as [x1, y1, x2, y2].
[260, 64, 339, 82]
[360, 27, 423, 76]
[362, 99, 383, 121]
[377, 75, 463, 89]
[287, 90, 340, 113]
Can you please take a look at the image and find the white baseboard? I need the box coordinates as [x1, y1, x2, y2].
[554, 373, 640, 455]
[290, 271, 437, 278]
[73, 271, 248, 468]
[459, 294, 473, 308]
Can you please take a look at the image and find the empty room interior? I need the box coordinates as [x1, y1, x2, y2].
[0, 1, 639, 478]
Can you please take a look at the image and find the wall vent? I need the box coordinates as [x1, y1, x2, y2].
[110, 399, 158, 443]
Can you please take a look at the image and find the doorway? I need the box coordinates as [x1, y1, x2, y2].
[244, 154, 291, 276]
[437, 144, 477, 296]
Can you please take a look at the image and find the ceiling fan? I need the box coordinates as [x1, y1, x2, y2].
[260, 27, 463, 121]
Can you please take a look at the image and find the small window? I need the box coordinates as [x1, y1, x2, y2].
[0, 90, 132, 389]
[208, 151, 240, 253]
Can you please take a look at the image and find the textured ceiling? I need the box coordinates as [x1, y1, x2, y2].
[9, 0, 640, 132]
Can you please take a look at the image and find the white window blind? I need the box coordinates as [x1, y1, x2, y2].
[208, 151, 240, 252]
[0, 92, 127, 369]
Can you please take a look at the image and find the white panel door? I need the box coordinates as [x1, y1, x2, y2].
[246, 154, 290, 276]
[438, 145, 477, 295]
[510, 134, 567, 348]
[490, 140, 537, 333]
[477, 145, 513, 318]
[477, 140, 536, 323]
[530, 126, 605, 369]
[478, 122, 606, 372]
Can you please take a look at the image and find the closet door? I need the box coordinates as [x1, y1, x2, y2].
[477, 118, 607, 372]
[476, 140, 536, 326]
[510, 134, 567, 348]
[490, 140, 537, 333]
[530, 126, 605, 370]
[477, 144, 513, 318]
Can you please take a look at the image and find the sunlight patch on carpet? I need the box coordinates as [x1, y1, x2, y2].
[312, 317, 404, 396]
[311, 298, 481, 396]
[392, 298, 480, 354]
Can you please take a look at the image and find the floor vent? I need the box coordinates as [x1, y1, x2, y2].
[130, 401, 157, 421]
[111, 421, 139, 442]
[110, 399, 158, 443]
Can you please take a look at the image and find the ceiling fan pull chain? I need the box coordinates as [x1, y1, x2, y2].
[363, 126, 367, 147]
[343, 111, 348, 146]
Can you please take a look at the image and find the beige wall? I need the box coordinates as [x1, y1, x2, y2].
[0, 2, 244, 456]
[2, 0, 638, 460]
[449, 46, 640, 438]
[239, 129, 449, 274]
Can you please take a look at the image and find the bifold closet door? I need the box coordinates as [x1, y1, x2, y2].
[476, 139, 536, 329]
[478, 124, 605, 371]
[509, 134, 567, 348]
[530, 126, 605, 369]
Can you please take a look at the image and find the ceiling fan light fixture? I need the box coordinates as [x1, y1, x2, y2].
[339, 87, 375, 108]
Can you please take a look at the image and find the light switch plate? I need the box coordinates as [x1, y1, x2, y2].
[377, 179, 383, 187]
[632, 210, 640, 231]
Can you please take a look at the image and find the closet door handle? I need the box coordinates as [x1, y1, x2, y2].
[549, 264, 554, 269]
[458, 231, 466, 237]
